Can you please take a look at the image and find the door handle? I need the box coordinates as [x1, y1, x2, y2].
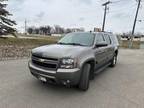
[97, 51, 105, 54]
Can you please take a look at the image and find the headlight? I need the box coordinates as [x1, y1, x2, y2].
[60, 58, 77, 69]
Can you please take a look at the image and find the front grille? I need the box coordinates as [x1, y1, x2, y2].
[32, 55, 59, 70]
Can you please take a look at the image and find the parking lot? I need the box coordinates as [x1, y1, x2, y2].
[0, 49, 144, 108]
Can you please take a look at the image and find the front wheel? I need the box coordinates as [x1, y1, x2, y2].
[79, 64, 91, 91]
[110, 53, 117, 67]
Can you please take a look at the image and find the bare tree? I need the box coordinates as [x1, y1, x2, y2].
[27, 27, 33, 34]
[54, 25, 65, 34]
[27, 25, 84, 35]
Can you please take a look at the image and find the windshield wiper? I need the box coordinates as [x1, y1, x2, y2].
[57, 42, 68, 45]
[65, 43, 86, 46]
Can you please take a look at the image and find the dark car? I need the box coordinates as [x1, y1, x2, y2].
[28, 32, 119, 91]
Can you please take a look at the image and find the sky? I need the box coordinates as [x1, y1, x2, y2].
[7, 0, 144, 33]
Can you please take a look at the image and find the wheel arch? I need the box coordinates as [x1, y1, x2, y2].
[81, 58, 95, 79]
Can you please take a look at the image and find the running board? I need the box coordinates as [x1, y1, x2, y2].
[94, 63, 111, 74]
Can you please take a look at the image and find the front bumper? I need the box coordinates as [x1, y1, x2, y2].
[28, 61, 81, 85]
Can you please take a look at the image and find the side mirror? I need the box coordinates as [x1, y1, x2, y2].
[95, 41, 108, 48]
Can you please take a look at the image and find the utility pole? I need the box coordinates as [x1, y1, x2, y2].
[25, 19, 27, 35]
[102, 1, 111, 32]
[132, 0, 141, 35]
[130, 0, 141, 48]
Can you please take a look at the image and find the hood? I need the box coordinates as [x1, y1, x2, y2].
[32, 44, 89, 58]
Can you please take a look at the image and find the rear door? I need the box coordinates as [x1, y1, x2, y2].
[103, 34, 114, 62]
[94, 33, 107, 70]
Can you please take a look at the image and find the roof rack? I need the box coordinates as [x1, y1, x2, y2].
[91, 31, 113, 34]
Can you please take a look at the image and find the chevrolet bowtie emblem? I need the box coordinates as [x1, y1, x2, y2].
[39, 59, 45, 62]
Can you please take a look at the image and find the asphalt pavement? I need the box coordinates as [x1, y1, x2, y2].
[0, 49, 144, 108]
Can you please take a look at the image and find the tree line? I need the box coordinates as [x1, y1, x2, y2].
[27, 25, 85, 35]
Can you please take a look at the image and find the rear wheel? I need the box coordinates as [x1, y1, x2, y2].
[110, 53, 117, 67]
[79, 64, 91, 91]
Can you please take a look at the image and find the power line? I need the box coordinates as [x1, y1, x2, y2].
[108, 3, 137, 13]
[110, 0, 123, 3]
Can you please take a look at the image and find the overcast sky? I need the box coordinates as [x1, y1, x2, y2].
[7, 0, 144, 33]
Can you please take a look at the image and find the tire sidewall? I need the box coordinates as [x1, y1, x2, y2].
[113, 54, 117, 65]
[79, 64, 91, 91]
[111, 53, 117, 67]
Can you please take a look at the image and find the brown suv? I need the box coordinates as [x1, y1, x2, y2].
[29, 32, 119, 91]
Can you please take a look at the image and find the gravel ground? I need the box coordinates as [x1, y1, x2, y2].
[0, 49, 144, 108]
[0, 45, 32, 60]
[0, 37, 59, 61]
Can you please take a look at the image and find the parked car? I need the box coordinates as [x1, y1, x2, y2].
[28, 32, 119, 91]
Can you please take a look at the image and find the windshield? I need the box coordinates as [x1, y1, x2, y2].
[58, 33, 95, 46]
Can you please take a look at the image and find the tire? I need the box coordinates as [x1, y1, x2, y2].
[79, 64, 91, 91]
[40, 80, 47, 84]
[110, 53, 117, 67]
[89, 72, 95, 80]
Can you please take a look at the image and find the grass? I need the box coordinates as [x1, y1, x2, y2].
[120, 40, 141, 49]
[0, 36, 60, 46]
[0, 36, 61, 60]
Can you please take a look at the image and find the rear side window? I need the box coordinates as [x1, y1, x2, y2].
[110, 34, 119, 46]
[96, 34, 105, 43]
[104, 34, 111, 45]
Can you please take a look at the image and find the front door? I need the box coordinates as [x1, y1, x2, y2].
[94, 34, 107, 70]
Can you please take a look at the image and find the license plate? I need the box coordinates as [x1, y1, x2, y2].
[39, 76, 47, 82]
